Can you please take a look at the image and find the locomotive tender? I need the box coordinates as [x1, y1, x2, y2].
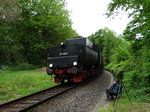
[47, 36, 103, 83]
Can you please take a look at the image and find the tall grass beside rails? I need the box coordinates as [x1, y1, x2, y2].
[0, 70, 56, 103]
[1, 63, 40, 71]
[99, 99, 150, 112]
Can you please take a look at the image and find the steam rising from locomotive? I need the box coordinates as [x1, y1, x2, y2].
[46, 36, 103, 84]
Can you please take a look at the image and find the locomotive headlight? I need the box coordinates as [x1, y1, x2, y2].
[60, 42, 65, 48]
[73, 61, 77, 66]
[49, 64, 53, 68]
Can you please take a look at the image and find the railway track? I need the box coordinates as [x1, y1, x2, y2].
[0, 83, 79, 112]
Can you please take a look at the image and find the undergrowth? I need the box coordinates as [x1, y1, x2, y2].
[1, 63, 39, 71]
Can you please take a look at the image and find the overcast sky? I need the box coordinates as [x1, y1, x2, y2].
[65, 0, 132, 37]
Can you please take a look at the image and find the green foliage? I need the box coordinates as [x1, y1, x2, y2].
[0, 0, 77, 66]
[106, 0, 150, 55]
[16, 0, 77, 65]
[106, 39, 131, 74]
[0, 25, 24, 65]
[88, 28, 119, 65]
[105, 0, 150, 102]
[129, 87, 150, 102]
[1, 63, 38, 71]
[88, 28, 131, 73]
[89, 27, 149, 102]
[0, 0, 21, 23]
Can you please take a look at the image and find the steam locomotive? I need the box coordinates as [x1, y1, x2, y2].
[46, 36, 103, 84]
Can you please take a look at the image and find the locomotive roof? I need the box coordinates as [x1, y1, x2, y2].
[66, 37, 93, 48]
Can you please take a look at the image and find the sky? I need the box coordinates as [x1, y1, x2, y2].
[65, 0, 132, 37]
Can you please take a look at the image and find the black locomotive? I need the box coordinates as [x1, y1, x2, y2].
[46, 36, 103, 83]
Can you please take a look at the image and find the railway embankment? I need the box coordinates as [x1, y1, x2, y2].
[0, 70, 114, 112]
[28, 70, 112, 112]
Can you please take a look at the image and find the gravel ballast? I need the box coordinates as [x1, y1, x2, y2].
[29, 70, 112, 112]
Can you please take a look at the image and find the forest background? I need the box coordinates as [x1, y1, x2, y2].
[0, 0, 149, 104]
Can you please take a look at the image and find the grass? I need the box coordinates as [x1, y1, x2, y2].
[0, 70, 56, 103]
[99, 99, 150, 112]
[1, 64, 39, 71]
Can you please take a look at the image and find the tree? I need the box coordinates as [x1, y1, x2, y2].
[88, 28, 119, 65]
[106, 0, 150, 41]
[0, 0, 21, 23]
[0, 0, 77, 65]
[106, 0, 150, 99]
[16, 0, 77, 64]
[0, 0, 24, 65]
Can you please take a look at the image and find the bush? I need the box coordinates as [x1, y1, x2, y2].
[1, 63, 39, 71]
[129, 88, 150, 102]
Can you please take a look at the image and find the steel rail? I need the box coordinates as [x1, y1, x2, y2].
[0, 83, 79, 112]
[0, 69, 102, 112]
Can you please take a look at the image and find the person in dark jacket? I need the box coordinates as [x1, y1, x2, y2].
[106, 80, 121, 100]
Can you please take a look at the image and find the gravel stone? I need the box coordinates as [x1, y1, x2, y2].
[28, 70, 112, 112]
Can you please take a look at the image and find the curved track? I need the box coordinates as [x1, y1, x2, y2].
[0, 83, 79, 112]
[27, 70, 111, 112]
